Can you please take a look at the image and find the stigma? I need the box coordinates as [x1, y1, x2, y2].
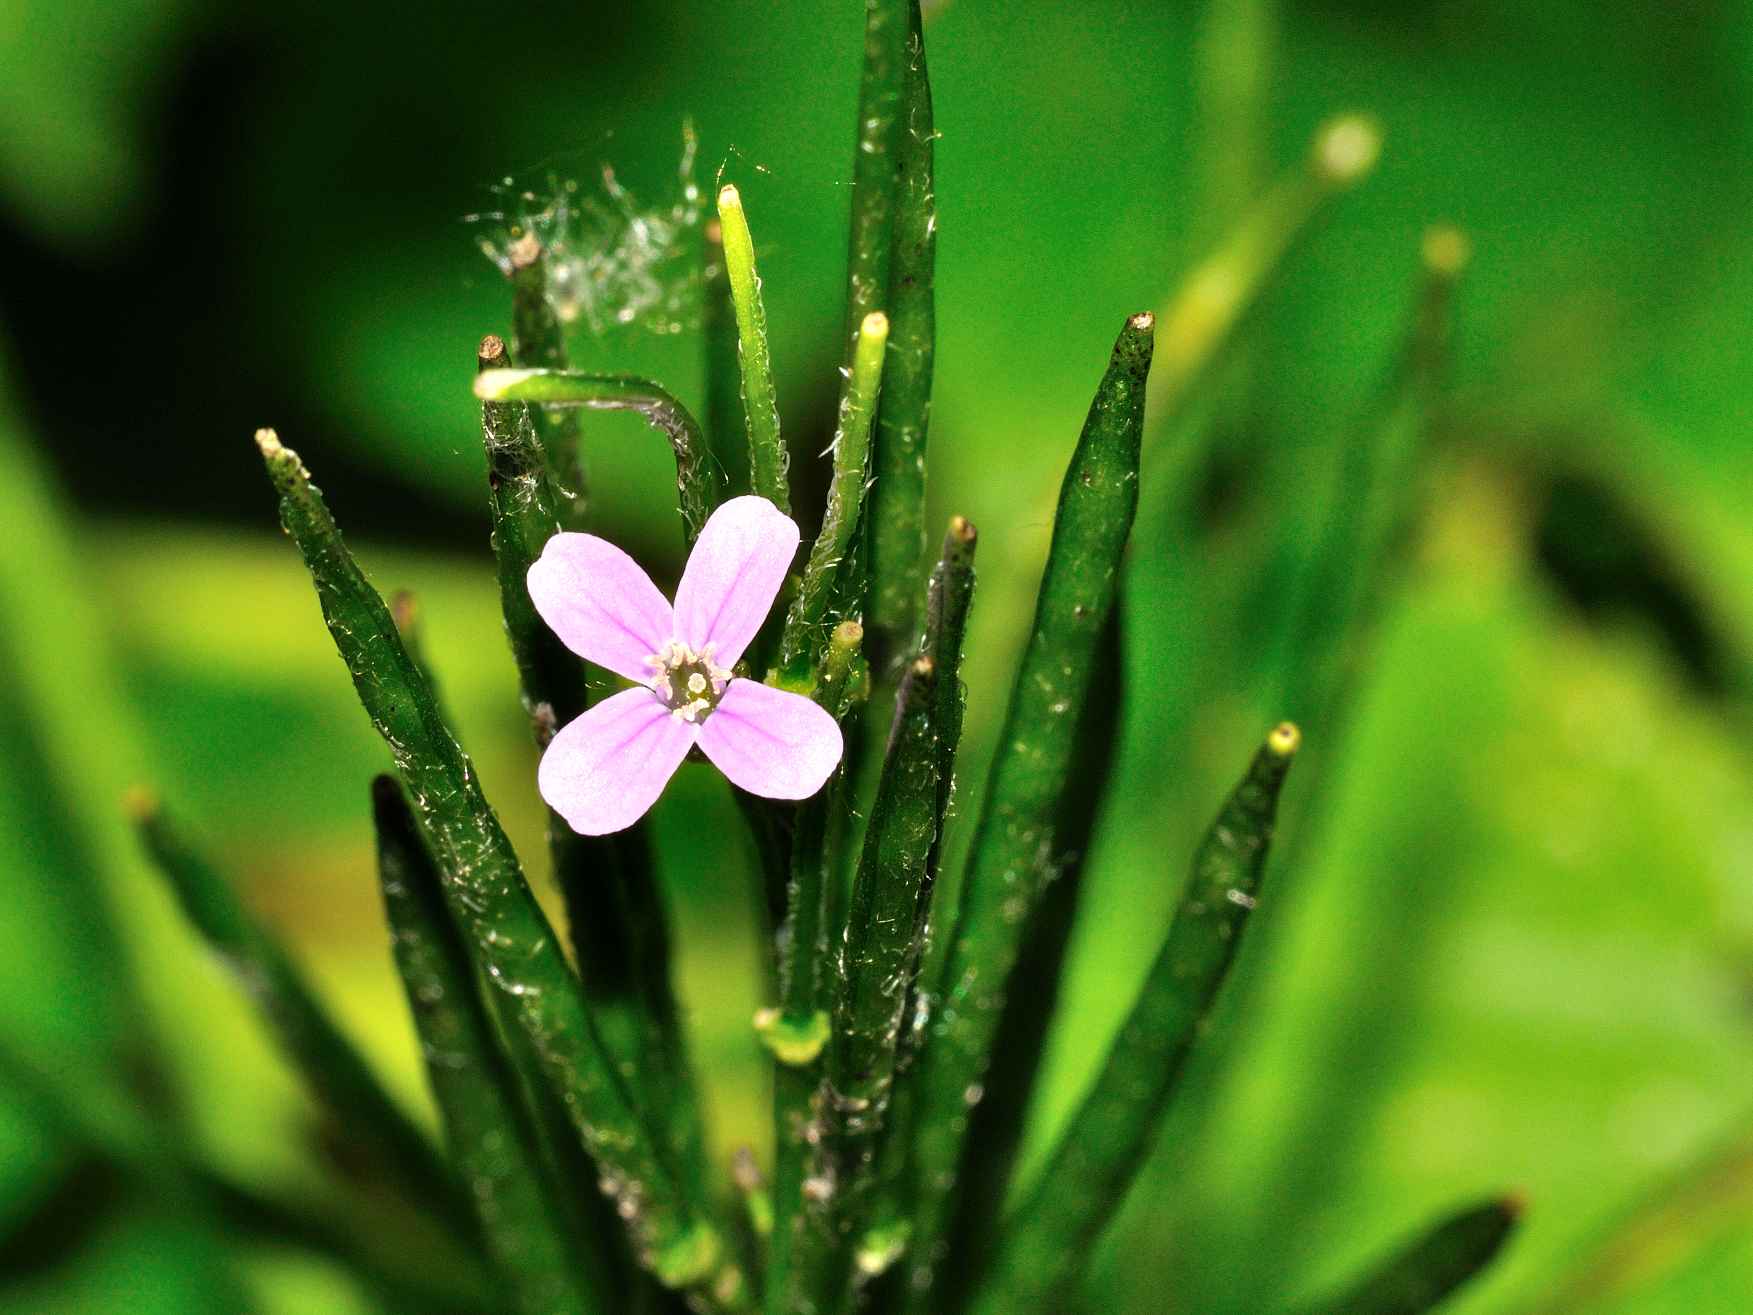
[645, 640, 733, 723]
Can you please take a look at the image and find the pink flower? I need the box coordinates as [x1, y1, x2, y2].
[527, 495, 844, 835]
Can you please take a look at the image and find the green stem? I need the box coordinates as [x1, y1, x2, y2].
[1290, 1197, 1522, 1315]
[716, 185, 788, 514]
[128, 793, 474, 1245]
[373, 776, 599, 1315]
[805, 657, 943, 1311]
[506, 236, 588, 528]
[477, 335, 708, 1222]
[474, 369, 722, 549]
[866, 0, 937, 658]
[253, 429, 730, 1300]
[778, 312, 890, 678]
[899, 313, 1153, 1308]
[970, 725, 1300, 1314]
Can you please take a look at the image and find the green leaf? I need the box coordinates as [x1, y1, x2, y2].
[372, 776, 598, 1315]
[866, 0, 937, 657]
[474, 370, 722, 549]
[971, 724, 1300, 1314]
[1289, 1197, 1521, 1315]
[129, 794, 474, 1245]
[899, 312, 1153, 1307]
[716, 184, 789, 515]
[252, 429, 732, 1300]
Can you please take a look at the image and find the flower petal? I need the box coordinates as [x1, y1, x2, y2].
[672, 495, 799, 666]
[527, 533, 675, 683]
[696, 680, 843, 801]
[538, 687, 695, 835]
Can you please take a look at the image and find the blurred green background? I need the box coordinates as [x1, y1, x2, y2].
[3, 0, 1753, 1310]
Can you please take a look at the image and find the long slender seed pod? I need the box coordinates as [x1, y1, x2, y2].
[128, 793, 474, 1245]
[717, 186, 787, 513]
[971, 724, 1300, 1314]
[936, 604, 1122, 1309]
[762, 619, 869, 1315]
[1148, 113, 1381, 437]
[1290, 1197, 1521, 1315]
[477, 335, 707, 1214]
[703, 218, 750, 499]
[866, 0, 937, 658]
[474, 370, 722, 549]
[916, 516, 977, 901]
[372, 777, 599, 1315]
[802, 656, 943, 1311]
[1183, 230, 1476, 1315]
[778, 312, 890, 677]
[856, 517, 978, 1276]
[252, 430, 731, 1299]
[1275, 225, 1470, 731]
[841, 0, 910, 356]
[506, 236, 588, 528]
[900, 314, 1153, 1307]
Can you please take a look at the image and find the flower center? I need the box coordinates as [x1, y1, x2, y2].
[645, 640, 732, 723]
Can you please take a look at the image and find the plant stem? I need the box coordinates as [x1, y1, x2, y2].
[970, 725, 1300, 1314]
[253, 429, 733, 1301]
[899, 313, 1153, 1308]
[474, 369, 722, 549]
[373, 776, 599, 1315]
[778, 312, 890, 678]
[866, 0, 937, 660]
[716, 185, 788, 514]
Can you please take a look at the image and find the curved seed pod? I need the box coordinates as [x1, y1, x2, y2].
[477, 335, 706, 1216]
[253, 430, 732, 1301]
[972, 725, 1300, 1313]
[373, 776, 600, 1315]
[899, 313, 1153, 1307]
[474, 369, 722, 550]
[1290, 1197, 1522, 1315]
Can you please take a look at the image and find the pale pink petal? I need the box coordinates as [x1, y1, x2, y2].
[672, 495, 799, 666]
[527, 533, 676, 683]
[696, 680, 842, 801]
[538, 687, 695, 835]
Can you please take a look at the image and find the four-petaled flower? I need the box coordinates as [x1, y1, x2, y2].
[527, 495, 843, 835]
